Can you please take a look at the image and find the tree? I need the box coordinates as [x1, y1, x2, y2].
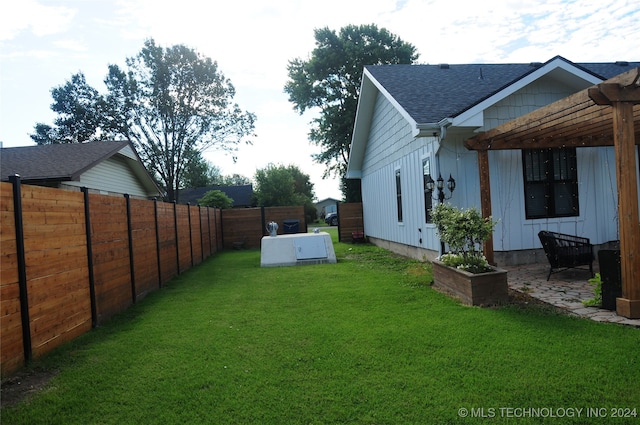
[31, 73, 110, 144]
[254, 164, 317, 223]
[31, 39, 256, 202]
[181, 149, 223, 188]
[219, 174, 251, 186]
[182, 150, 251, 189]
[198, 190, 234, 209]
[284, 24, 418, 201]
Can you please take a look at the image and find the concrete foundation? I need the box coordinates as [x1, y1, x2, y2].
[367, 236, 617, 267]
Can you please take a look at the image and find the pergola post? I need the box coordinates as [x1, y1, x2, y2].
[477, 149, 495, 265]
[590, 83, 640, 319]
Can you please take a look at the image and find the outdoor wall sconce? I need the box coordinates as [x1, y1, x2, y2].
[426, 173, 456, 255]
[426, 173, 456, 203]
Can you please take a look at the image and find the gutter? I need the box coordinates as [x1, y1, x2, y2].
[415, 118, 453, 139]
[415, 118, 453, 154]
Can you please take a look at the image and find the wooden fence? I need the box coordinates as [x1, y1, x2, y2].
[0, 179, 305, 376]
[337, 202, 364, 243]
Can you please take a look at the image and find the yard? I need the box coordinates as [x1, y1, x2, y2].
[2, 229, 639, 424]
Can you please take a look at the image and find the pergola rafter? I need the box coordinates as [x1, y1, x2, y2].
[465, 67, 640, 319]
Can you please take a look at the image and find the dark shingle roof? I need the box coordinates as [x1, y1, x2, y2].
[178, 185, 254, 207]
[1, 141, 130, 181]
[365, 57, 640, 124]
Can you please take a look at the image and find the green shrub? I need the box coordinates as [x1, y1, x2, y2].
[431, 203, 497, 273]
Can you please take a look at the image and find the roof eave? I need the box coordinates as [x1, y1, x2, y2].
[348, 68, 422, 178]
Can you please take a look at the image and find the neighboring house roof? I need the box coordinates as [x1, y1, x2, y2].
[315, 197, 340, 205]
[178, 185, 254, 207]
[1, 140, 163, 197]
[314, 197, 340, 215]
[347, 56, 640, 178]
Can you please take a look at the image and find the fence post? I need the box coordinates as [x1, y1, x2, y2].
[198, 206, 204, 262]
[174, 201, 180, 275]
[216, 208, 221, 252]
[82, 187, 98, 328]
[336, 202, 342, 242]
[207, 207, 213, 256]
[261, 206, 266, 236]
[124, 194, 136, 304]
[220, 208, 225, 249]
[153, 198, 162, 288]
[187, 203, 194, 267]
[9, 175, 32, 364]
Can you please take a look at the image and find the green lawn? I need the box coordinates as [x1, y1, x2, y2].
[2, 235, 639, 424]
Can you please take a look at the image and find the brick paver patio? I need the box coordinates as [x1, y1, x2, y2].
[504, 263, 640, 328]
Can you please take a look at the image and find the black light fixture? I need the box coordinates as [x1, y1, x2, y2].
[427, 173, 455, 204]
[426, 173, 456, 255]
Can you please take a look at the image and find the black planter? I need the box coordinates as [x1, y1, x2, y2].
[598, 250, 622, 311]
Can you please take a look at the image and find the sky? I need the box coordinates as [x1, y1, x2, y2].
[1, 0, 638, 201]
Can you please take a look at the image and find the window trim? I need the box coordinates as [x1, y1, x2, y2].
[422, 158, 433, 224]
[395, 168, 403, 223]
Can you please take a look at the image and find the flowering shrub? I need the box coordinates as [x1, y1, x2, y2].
[438, 253, 492, 274]
[432, 203, 497, 274]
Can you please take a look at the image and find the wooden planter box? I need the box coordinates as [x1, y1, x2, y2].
[431, 260, 508, 306]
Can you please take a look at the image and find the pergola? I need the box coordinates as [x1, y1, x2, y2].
[465, 67, 640, 319]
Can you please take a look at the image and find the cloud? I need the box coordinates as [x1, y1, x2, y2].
[2, 0, 638, 199]
[0, 0, 76, 40]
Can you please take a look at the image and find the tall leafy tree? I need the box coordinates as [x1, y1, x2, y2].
[106, 39, 256, 202]
[254, 164, 317, 222]
[219, 174, 251, 186]
[284, 24, 418, 201]
[181, 151, 251, 188]
[181, 149, 222, 188]
[31, 73, 109, 144]
[31, 39, 256, 202]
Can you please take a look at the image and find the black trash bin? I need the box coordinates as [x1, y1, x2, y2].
[283, 219, 300, 234]
[598, 249, 622, 311]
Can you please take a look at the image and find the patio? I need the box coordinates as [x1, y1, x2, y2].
[505, 263, 640, 328]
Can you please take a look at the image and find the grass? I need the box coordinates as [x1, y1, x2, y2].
[2, 231, 640, 424]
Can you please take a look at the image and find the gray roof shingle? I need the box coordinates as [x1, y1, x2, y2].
[365, 56, 640, 124]
[1, 141, 130, 182]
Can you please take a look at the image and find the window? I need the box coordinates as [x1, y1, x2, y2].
[395, 169, 403, 222]
[522, 147, 579, 219]
[422, 159, 433, 223]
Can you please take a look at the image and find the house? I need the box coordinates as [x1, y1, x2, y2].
[1, 140, 163, 198]
[315, 197, 340, 219]
[346, 56, 640, 265]
[178, 185, 254, 207]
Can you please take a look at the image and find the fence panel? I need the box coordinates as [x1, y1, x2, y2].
[190, 205, 203, 265]
[338, 203, 364, 242]
[89, 193, 132, 325]
[211, 208, 223, 253]
[264, 206, 306, 235]
[221, 208, 263, 249]
[130, 198, 160, 300]
[0, 180, 306, 376]
[200, 207, 211, 259]
[176, 204, 192, 272]
[0, 182, 24, 375]
[156, 202, 178, 284]
[23, 186, 92, 357]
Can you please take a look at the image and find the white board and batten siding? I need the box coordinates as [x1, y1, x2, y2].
[360, 93, 441, 254]
[359, 71, 634, 261]
[482, 79, 629, 250]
